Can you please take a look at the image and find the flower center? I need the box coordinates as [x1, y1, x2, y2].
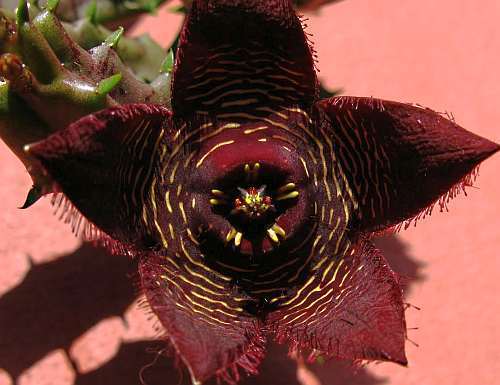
[208, 162, 300, 250]
[233, 186, 273, 218]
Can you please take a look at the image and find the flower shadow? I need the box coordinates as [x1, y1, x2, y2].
[373, 234, 426, 298]
[0, 243, 137, 381]
[73, 341, 384, 385]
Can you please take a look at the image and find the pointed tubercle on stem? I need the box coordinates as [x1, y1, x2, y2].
[96, 73, 122, 96]
[104, 27, 124, 48]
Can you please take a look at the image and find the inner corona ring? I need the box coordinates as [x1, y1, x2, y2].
[209, 162, 300, 248]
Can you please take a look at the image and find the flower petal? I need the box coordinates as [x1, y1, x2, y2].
[314, 96, 500, 232]
[27, 103, 172, 246]
[171, 0, 318, 118]
[267, 239, 407, 365]
[140, 252, 266, 384]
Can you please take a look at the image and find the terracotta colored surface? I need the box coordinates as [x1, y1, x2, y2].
[1, 1, 499, 385]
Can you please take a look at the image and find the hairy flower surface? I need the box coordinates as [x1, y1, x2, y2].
[22, 0, 499, 384]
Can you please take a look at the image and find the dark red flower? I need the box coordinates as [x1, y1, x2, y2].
[25, 1, 498, 384]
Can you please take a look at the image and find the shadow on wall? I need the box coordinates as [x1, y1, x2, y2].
[0, 234, 425, 385]
[74, 341, 387, 385]
[0, 243, 137, 380]
[373, 234, 426, 298]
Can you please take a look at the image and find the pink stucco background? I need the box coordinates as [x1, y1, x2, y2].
[1, 1, 499, 384]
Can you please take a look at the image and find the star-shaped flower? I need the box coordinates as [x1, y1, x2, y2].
[25, 1, 499, 384]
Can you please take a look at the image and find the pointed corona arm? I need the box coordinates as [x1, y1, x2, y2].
[314, 96, 500, 233]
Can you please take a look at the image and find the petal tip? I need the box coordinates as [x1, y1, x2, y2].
[451, 133, 499, 183]
[388, 352, 408, 367]
[18, 185, 42, 209]
[476, 137, 500, 162]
